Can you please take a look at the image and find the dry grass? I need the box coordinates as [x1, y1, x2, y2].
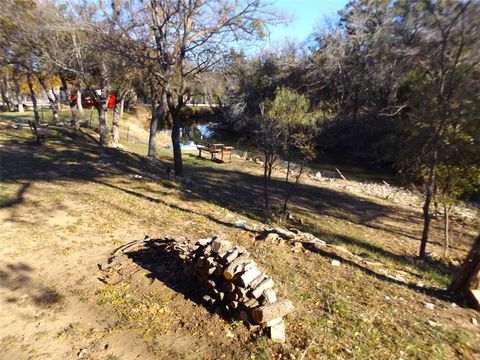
[0, 111, 479, 359]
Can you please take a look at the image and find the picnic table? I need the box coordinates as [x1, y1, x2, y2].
[194, 141, 234, 163]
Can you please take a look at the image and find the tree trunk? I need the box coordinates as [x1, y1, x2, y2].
[0, 73, 13, 111]
[444, 204, 450, 258]
[26, 74, 40, 125]
[62, 77, 79, 129]
[37, 77, 59, 123]
[148, 90, 158, 158]
[419, 145, 439, 259]
[171, 107, 183, 176]
[14, 76, 24, 113]
[284, 163, 304, 214]
[97, 89, 108, 147]
[119, 97, 125, 120]
[111, 92, 123, 147]
[448, 235, 480, 297]
[263, 157, 270, 213]
[76, 88, 84, 113]
[166, 92, 184, 176]
[282, 159, 291, 213]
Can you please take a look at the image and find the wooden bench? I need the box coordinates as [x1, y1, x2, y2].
[28, 120, 52, 145]
[194, 141, 234, 163]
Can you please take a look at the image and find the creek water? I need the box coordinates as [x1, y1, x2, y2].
[162, 121, 397, 184]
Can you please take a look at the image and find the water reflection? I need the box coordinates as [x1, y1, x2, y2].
[163, 123, 216, 150]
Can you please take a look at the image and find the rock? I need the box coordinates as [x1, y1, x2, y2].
[77, 348, 87, 359]
[424, 302, 435, 310]
[450, 259, 461, 267]
[235, 220, 250, 230]
[331, 259, 341, 267]
[225, 213, 234, 219]
[404, 256, 415, 265]
[427, 320, 438, 327]
[225, 329, 235, 339]
[315, 171, 322, 179]
[451, 303, 458, 307]
[472, 318, 478, 326]
[384, 295, 391, 301]
[291, 242, 303, 253]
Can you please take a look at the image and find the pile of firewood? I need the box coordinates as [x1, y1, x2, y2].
[175, 236, 294, 342]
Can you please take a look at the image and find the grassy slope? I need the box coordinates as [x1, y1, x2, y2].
[0, 110, 479, 360]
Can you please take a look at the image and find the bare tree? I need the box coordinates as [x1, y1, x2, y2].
[140, 0, 279, 176]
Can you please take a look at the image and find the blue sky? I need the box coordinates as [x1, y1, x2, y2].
[264, 0, 349, 44]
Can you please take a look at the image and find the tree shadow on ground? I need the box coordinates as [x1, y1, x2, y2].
[124, 239, 231, 320]
[298, 241, 459, 303]
[1, 126, 473, 285]
[0, 183, 31, 208]
[0, 262, 64, 307]
[0, 127, 168, 190]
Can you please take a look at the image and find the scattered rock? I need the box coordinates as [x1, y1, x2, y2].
[424, 302, 435, 310]
[331, 259, 341, 267]
[77, 348, 87, 359]
[291, 242, 303, 253]
[234, 220, 250, 230]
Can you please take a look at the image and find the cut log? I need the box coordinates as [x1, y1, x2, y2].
[237, 267, 262, 287]
[225, 292, 239, 302]
[213, 266, 223, 277]
[197, 238, 213, 246]
[212, 239, 232, 253]
[269, 321, 286, 343]
[224, 249, 239, 263]
[244, 298, 259, 308]
[240, 310, 250, 323]
[272, 227, 296, 240]
[266, 317, 283, 327]
[235, 286, 248, 301]
[229, 301, 239, 310]
[213, 289, 225, 301]
[262, 288, 277, 304]
[252, 299, 294, 324]
[224, 282, 236, 292]
[203, 245, 212, 255]
[251, 277, 274, 298]
[235, 260, 255, 274]
[224, 254, 250, 279]
[248, 273, 266, 289]
[236, 246, 247, 254]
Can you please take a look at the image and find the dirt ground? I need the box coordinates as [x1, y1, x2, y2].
[1, 117, 479, 359]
